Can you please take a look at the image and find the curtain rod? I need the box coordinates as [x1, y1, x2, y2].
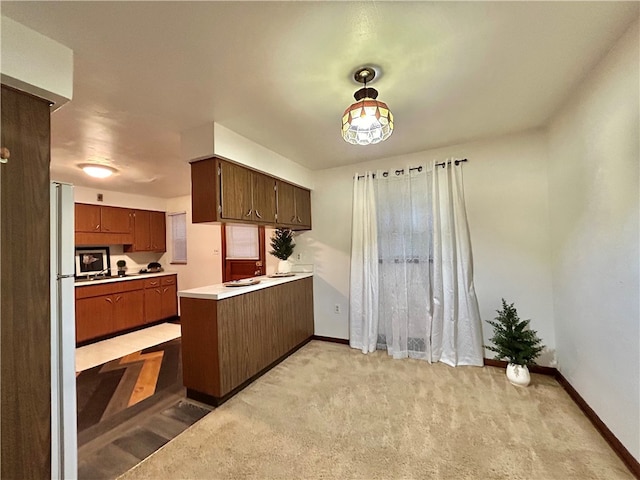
[356, 158, 468, 180]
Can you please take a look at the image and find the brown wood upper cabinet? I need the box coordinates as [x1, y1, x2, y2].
[75, 204, 133, 233]
[75, 203, 134, 245]
[125, 209, 166, 253]
[191, 157, 310, 230]
[219, 160, 276, 223]
[276, 181, 311, 229]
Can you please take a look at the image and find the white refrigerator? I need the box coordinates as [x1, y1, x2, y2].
[50, 181, 78, 479]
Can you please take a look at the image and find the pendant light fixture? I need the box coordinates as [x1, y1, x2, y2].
[341, 66, 394, 145]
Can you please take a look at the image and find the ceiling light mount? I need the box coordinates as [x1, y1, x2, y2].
[342, 66, 393, 146]
[353, 66, 376, 84]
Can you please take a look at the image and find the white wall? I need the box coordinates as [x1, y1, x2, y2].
[548, 19, 639, 461]
[213, 123, 314, 189]
[306, 130, 556, 365]
[1, 16, 73, 109]
[164, 195, 222, 292]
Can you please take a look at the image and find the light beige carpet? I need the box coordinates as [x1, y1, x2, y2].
[119, 341, 632, 480]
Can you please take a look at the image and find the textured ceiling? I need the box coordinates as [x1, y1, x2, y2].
[2, 1, 637, 197]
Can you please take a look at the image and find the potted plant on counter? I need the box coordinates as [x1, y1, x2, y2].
[269, 228, 295, 274]
[485, 299, 545, 387]
[116, 259, 127, 277]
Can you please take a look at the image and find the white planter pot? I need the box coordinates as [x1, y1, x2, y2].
[506, 363, 531, 387]
[277, 260, 292, 274]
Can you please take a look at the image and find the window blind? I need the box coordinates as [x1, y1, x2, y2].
[169, 212, 187, 263]
[225, 224, 259, 259]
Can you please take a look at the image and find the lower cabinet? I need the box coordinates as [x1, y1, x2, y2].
[76, 274, 177, 344]
[144, 275, 178, 324]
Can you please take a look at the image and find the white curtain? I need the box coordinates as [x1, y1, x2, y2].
[349, 161, 484, 366]
[431, 161, 483, 366]
[349, 173, 379, 353]
[376, 168, 432, 360]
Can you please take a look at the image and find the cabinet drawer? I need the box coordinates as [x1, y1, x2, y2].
[144, 278, 162, 288]
[76, 278, 145, 299]
[161, 275, 176, 286]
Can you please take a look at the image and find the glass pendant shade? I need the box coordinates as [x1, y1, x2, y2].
[342, 96, 394, 145]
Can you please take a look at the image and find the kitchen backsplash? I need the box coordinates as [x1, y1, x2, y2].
[108, 245, 165, 273]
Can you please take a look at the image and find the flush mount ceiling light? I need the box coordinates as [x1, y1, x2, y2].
[341, 66, 394, 145]
[79, 163, 117, 178]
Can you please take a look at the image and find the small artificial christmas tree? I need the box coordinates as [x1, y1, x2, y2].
[485, 299, 545, 366]
[269, 228, 295, 261]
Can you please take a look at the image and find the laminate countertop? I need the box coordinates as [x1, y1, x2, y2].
[178, 273, 313, 301]
[74, 271, 177, 287]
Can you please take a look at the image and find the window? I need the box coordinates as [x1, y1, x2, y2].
[168, 212, 187, 264]
[225, 224, 259, 259]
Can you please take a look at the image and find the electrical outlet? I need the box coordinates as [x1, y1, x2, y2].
[97, 193, 103, 202]
[334, 304, 340, 314]
[296, 253, 302, 261]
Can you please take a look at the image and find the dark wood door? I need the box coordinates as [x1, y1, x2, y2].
[222, 224, 266, 282]
[144, 287, 163, 323]
[252, 173, 276, 223]
[149, 210, 166, 252]
[161, 284, 178, 319]
[101, 206, 133, 233]
[75, 203, 101, 232]
[133, 209, 151, 251]
[112, 290, 145, 332]
[76, 296, 114, 342]
[220, 161, 252, 221]
[276, 180, 296, 226]
[1, 85, 52, 479]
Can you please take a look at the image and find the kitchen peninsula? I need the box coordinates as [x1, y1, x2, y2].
[178, 273, 314, 406]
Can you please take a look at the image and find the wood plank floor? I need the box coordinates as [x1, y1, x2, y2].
[77, 337, 213, 479]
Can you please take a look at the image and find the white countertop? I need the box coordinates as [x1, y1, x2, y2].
[178, 273, 313, 300]
[74, 271, 176, 287]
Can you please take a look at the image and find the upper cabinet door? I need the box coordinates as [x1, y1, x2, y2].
[252, 173, 276, 223]
[75, 204, 101, 232]
[219, 161, 252, 221]
[276, 181, 296, 226]
[100, 206, 132, 233]
[294, 187, 312, 228]
[149, 210, 166, 252]
[133, 209, 151, 251]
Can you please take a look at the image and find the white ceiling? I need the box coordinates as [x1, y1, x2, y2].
[2, 2, 637, 198]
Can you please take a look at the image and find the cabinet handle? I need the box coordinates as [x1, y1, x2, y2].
[0, 147, 10, 164]
[115, 296, 122, 303]
[156, 289, 162, 294]
[291, 216, 296, 222]
[245, 209, 253, 217]
[296, 216, 302, 223]
[105, 297, 113, 304]
[255, 210, 262, 219]
[95, 224, 100, 230]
